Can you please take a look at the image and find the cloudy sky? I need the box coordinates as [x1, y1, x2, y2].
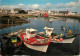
[0, 0, 80, 13]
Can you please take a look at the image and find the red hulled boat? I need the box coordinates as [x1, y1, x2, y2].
[19, 19, 51, 52]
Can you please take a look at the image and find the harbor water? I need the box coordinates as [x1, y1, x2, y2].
[0, 17, 80, 35]
[0, 17, 80, 55]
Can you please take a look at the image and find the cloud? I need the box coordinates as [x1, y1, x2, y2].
[46, 3, 52, 6]
[55, 2, 80, 8]
[0, 2, 80, 14]
[19, 3, 24, 6]
[32, 4, 39, 8]
[54, 2, 80, 13]
[0, 5, 18, 9]
[22, 4, 39, 9]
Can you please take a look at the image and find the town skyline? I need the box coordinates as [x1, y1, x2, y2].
[0, 0, 80, 14]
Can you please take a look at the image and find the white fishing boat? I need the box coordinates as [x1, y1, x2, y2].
[19, 19, 51, 52]
[38, 27, 76, 43]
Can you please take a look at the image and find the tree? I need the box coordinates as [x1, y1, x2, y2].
[19, 10, 26, 14]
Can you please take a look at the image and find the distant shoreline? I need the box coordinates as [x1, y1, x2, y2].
[0, 23, 26, 29]
[0, 14, 80, 29]
[50, 15, 80, 19]
[0, 14, 80, 19]
[0, 15, 28, 29]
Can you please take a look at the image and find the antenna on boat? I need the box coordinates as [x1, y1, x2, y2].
[61, 25, 65, 35]
[29, 19, 30, 29]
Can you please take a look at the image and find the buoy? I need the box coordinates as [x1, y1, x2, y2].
[17, 42, 21, 46]
[57, 39, 60, 42]
[50, 37, 52, 39]
[60, 38, 63, 41]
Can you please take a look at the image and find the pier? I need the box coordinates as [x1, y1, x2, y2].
[0, 14, 80, 19]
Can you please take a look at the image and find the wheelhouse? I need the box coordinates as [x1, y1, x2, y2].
[26, 28, 37, 39]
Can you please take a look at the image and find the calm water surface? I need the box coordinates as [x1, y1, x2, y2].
[0, 17, 80, 35]
[0, 17, 80, 55]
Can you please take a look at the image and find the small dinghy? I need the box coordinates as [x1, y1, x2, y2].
[7, 35, 22, 47]
[48, 18, 54, 22]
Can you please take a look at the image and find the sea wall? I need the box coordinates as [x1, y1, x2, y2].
[0, 14, 80, 19]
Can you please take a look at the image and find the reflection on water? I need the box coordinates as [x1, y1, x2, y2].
[0, 17, 80, 36]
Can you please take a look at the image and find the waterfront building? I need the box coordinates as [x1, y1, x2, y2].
[68, 12, 78, 15]
[72, 12, 77, 15]
[0, 9, 10, 14]
[48, 10, 59, 15]
[10, 8, 19, 14]
[27, 10, 35, 15]
[0, 9, 2, 14]
[27, 9, 59, 16]
[59, 11, 67, 15]
[27, 9, 44, 16]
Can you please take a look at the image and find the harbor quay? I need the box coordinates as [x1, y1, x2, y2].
[0, 14, 80, 19]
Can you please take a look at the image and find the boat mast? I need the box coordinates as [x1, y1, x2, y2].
[61, 25, 65, 35]
[29, 19, 30, 29]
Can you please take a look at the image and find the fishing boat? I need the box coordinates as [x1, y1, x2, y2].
[6, 35, 22, 47]
[51, 33, 76, 43]
[38, 27, 76, 43]
[8, 29, 24, 36]
[19, 19, 51, 52]
[38, 27, 63, 43]
[58, 27, 76, 43]
[38, 12, 76, 43]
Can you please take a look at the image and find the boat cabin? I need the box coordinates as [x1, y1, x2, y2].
[44, 27, 54, 36]
[26, 28, 37, 39]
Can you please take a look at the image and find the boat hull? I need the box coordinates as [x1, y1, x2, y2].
[61, 37, 75, 43]
[51, 37, 75, 43]
[24, 42, 48, 52]
[19, 33, 50, 52]
[38, 32, 76, 43]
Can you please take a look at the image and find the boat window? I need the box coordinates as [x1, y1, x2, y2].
[47, 29, 52, 32]
[31, 31, 36, 34]
[27, 31, 30, 34]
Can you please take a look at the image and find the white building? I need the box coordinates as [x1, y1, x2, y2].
[68, 12, 77, 15]
[47, 10, 59, 15]
[28, 9, 42, 16]
[10, 8, 18, 14]
[0, 9, 2, 14]
[27, 9, 58, 16]
[0, 9, 10, 14]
